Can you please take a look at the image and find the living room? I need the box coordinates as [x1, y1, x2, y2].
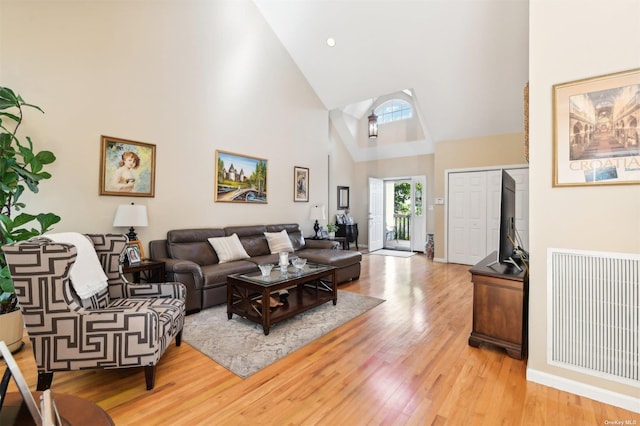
[1, 0, 638, 423]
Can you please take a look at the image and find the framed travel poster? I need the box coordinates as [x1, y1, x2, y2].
[553, 68, 640, 187]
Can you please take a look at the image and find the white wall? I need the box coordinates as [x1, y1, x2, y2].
[528, 0, 640, 408]
[0, 0, 328, 245]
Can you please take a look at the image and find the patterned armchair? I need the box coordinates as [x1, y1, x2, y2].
[2, 233, 186, 391]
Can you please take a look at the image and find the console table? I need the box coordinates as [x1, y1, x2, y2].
[468, 252, 528, 360]
[336, 223, 358, 250]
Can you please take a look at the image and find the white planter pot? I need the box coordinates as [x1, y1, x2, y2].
[328, 232, 336, 239]
[0, 309, 24, 355]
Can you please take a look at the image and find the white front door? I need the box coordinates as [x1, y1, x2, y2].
[368, 177, 384, 252]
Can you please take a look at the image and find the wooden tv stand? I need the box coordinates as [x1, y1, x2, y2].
[468, 252, 529, 360]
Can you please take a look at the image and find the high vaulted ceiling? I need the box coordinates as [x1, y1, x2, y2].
[253, 0, 529, 160]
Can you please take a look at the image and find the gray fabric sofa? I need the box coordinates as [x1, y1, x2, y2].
[149, 223, 362, 314]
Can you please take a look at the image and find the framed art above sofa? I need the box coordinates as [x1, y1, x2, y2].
[215, 150, 268, 203]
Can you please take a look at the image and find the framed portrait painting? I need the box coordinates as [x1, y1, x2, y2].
[100, 136, 156, 196]
[553, 68, 640, 187]
[294, 166, 309, 202]
[215, 150, 268, 203]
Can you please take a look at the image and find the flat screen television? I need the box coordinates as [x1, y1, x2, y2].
[487, 169, 522, 271]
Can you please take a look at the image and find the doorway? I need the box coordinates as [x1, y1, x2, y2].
[368, 176, 426, 253]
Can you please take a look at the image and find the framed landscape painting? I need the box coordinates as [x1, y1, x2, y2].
[215, 150, 268, 203]
[100, 136, 156, 197]
[553, 68, 640, 187]
[294, 166, 309, 202]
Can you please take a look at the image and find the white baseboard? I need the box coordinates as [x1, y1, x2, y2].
[527, 368, 640, 413]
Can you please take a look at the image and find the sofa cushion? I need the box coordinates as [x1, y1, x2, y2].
[264, 229, 294, 254]
[208, 233, 251, 264]
[224, 225, 271, 257]
[167, 229, 224, 266]
[266, 224, 305, 251]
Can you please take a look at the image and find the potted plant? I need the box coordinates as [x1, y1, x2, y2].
[0, 86, 60, 352]
[326, 223, 338, 239]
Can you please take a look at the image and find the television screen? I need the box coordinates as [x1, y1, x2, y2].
[488, 169, 521, 271]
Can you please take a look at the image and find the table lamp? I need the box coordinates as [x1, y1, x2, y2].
[309, 204, 326, 239]
[113, 203, 148, 241]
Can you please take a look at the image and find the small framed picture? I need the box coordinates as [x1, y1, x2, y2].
[126, 243, 142, 264]
[294, 166, 309, 202]
[127, 240, 145, 260]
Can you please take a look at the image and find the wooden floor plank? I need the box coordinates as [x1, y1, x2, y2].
[5, 253, 638, 425]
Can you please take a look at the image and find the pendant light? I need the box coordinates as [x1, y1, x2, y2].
[368, 103, 378, 139]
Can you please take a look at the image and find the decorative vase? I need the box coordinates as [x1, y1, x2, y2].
[0, 308, 24, 355]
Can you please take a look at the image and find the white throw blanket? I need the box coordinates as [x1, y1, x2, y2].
[46, 232, 109, 299]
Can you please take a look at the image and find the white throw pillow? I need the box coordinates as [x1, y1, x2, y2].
[208, 233, 250, 264]
[264, 229, 294, 254]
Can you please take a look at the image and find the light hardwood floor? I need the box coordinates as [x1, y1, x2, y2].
[5, 253, 638, 425]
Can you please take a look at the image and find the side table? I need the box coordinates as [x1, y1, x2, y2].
[336, 223, 358, 250]
[122, 260, 165, 283]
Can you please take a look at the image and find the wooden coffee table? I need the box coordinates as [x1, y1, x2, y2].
[227, 263, 336, 335]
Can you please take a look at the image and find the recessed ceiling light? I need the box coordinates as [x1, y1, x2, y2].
[326, 38, 336, 47]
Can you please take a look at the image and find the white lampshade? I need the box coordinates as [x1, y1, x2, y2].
[113, 203, 148, 241]
[309, 205, 326, 221]
[113, 204, 148, 227]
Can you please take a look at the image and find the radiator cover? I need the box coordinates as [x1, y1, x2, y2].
[548, 248, 639, 387]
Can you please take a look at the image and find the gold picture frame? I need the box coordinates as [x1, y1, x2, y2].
[215, 150, 268, 203]
[125, 243, 142, 264]
[127, 240, 145, 261]
[100, 136, 156, 196]
[553, 68, 640, 187]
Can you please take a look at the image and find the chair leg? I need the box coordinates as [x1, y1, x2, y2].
[176, 329, 182, 347]
[144, 365, 156, 390]
[36, 372, 54, 391]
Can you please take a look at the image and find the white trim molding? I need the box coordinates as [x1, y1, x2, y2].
[527, 368, 640, 414]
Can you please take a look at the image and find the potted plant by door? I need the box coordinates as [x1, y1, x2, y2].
[0, 87, 60, 353]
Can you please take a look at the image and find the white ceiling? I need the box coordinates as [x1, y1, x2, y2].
[253, 0, 529, 159]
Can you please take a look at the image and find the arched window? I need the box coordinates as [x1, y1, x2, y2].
[374, 100, 413, 124]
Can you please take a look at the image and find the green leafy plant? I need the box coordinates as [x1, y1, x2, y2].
[0, 87, 60, 314]
[326, 223, 338, 233]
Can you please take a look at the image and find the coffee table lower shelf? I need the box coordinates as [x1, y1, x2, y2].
[227, 268, 337, 335]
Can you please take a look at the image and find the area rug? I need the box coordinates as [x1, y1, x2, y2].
[182, 290, 384, 378]
[369, 249, 416, 257]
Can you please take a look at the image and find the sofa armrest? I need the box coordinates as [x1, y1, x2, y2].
[304, 239, 339, 250]
[123, 282, 187, 300]
[155, 258, 204, 313]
